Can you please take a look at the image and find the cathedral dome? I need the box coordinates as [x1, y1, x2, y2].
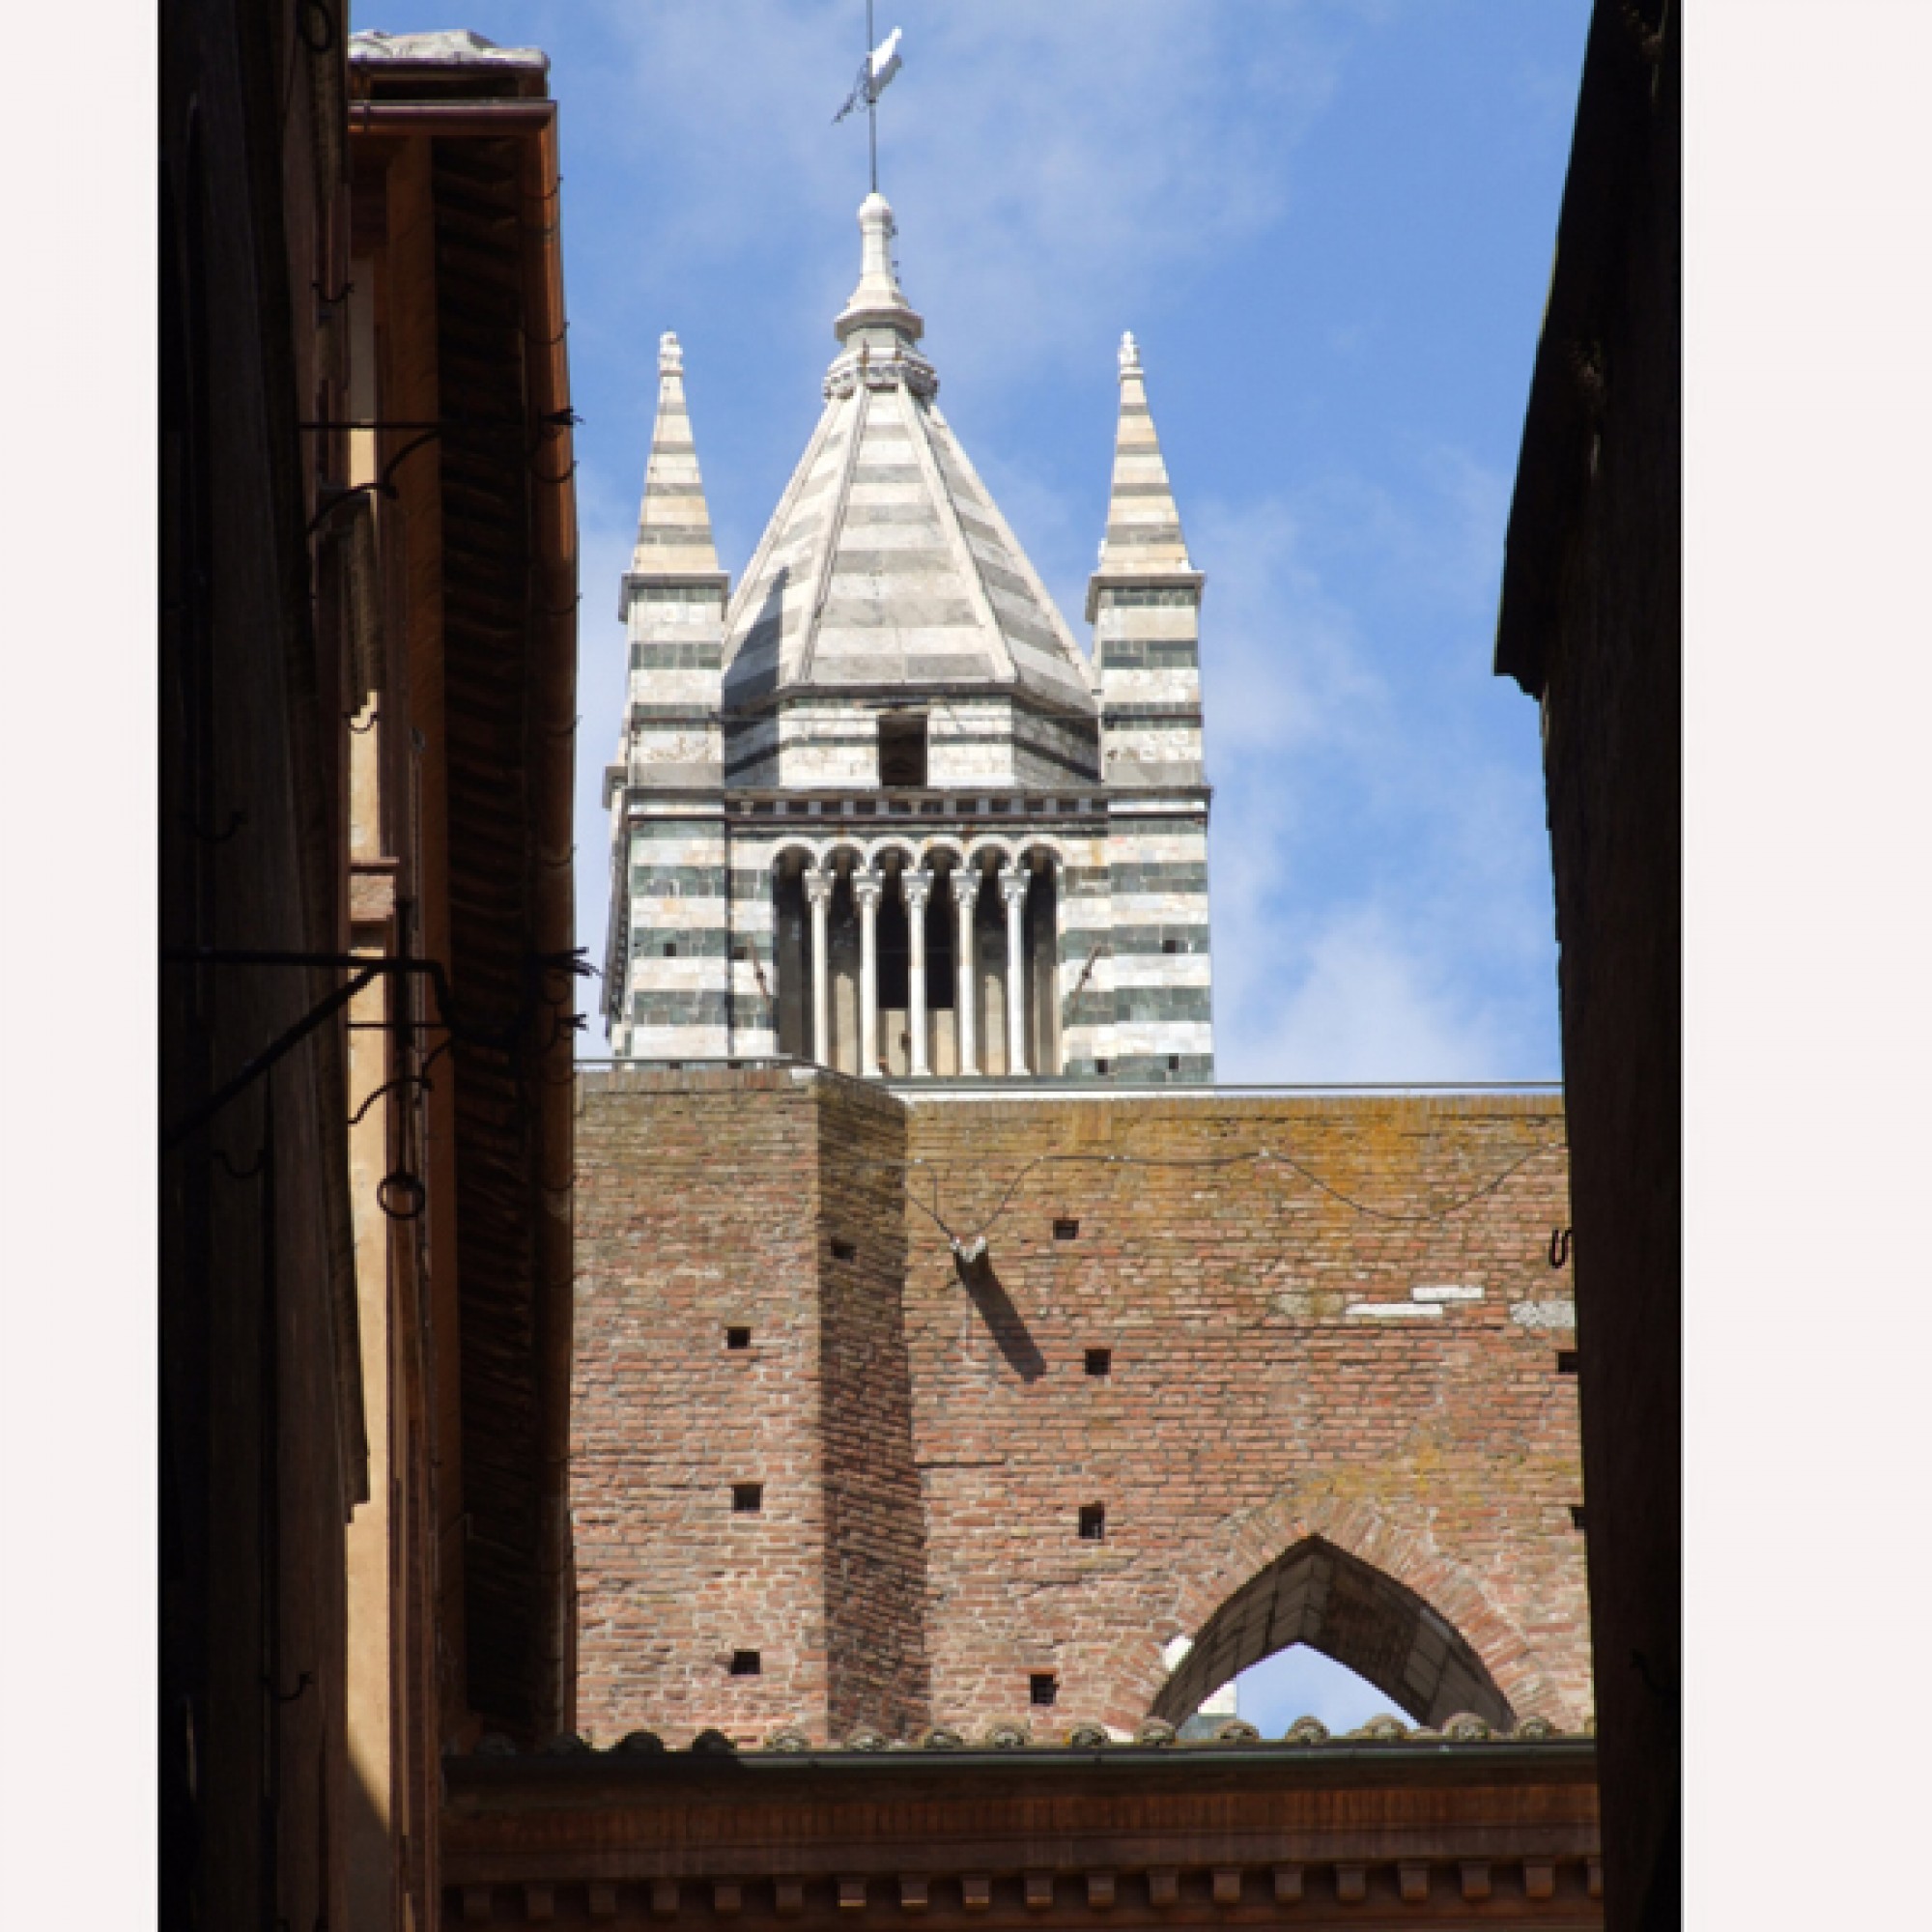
[720, 195, 1097, 718]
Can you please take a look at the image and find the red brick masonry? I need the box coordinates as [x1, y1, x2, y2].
[572, 1070, 1585, 1745]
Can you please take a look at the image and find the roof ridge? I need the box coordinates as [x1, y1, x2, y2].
[794, 383, 874, 686]
[894, 380, 1020, 689]
[924, 400, 1098, 703]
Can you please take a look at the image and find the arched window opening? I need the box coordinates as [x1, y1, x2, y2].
[923, 877, 954, 1010]
[876, 870, 913, 1075]
[828, 869, 861, 1074]
[1173, 1645, 1397, 1739]
[1150, 1536, 1514, 1733]
[771, 861, 811, 1059]
[973, 875, 1009, 1072]
[1023, 859, 1060, 1075]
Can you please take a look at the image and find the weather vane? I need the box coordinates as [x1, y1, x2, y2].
[833, 2, 903, 196]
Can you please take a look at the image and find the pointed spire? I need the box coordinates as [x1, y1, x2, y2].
[1092, 331, 1193, 586]
[631, 330, 720, 577]
[835, 192, 923, 346]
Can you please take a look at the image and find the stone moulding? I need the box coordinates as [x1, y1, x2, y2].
[822, 349, 939, 401]
[441, 1739, 1603, 1925]
[467, 1718, 1582, 1759]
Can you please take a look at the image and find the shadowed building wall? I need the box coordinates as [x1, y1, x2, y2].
[160, 20, 581, 1927]
[1494, 3, 1679, 1925]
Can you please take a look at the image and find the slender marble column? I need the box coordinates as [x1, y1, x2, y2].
[1002, 867, 1031, 1077]
[855, 870, 883, 1077]
[804, 870, 833, 1065]
[952, 868, 980, 1076]
[904, 870, 931, 1076]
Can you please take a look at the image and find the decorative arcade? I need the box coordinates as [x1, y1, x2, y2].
[771, 843, 1061, 1078]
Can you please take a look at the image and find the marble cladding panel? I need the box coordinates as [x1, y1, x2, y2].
[726, 901, 778, 942]
[1110, 1020, 1214, 1057]
[624, 1025, 732, 1059]
[630, 816, 727, 843]
[629, 833, 726, 867]
[1107, 763, 1208, 795]
[1105, 838, 1206, 869]
[925, 697, 1017, 787]
[1097, 582, 1201, 789]
[1097, 604, 1201, 640]
[627, 599, 724, 643]
[1104, 727, 1203, 786]
[723, 717, 781, 787]
[725, 829, 782, 866]
[627, 589, 720, 620]
[631, 903, 727, 936]
[628, 990, 733, 1026]
[769, 703, 879, 786]
[625, 817, 734, 1058]
[1105, 815, 1213, 1069]
[628, 954, 727, 993]
[630, 927, 732, 959]
[1107, 953, 1212, 992]
[630, 724, 724, 779]
[1011, 707, 1103, 789]
[628, 591, 725, 785]
[1054, 830, 1113, 872]
[1101, 665, 1200, 706]
[927, 695, 1008, 741]
[779, 744, 877, 787]
[629, 665, 723, 706]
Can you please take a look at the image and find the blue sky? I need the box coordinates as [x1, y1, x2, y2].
[389, 0, 1590, 1727]
[413, 0, 1591, 1079]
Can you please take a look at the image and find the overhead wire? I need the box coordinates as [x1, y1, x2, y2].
[824, 1138, 1567, 1249]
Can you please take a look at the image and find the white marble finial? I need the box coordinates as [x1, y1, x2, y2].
[835, 192, 923, 345]
[851, 194, 905, 310]
[659, 331, 683, 376]
[1119, 330, 1141, 376]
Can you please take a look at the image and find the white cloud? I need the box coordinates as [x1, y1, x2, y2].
[1195, 495, 1388, 762]
[1217, 904, 1515, 1084]
[1191, 482, 1555, 1084]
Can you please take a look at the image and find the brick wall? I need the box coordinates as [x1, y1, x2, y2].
[573, 1072, 1587, 1746]
[572, 1069, 836, 1738]
[815, 1082, 931, 1736]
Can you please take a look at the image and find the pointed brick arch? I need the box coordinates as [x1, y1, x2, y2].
[1151, 1535, 1513, 1731]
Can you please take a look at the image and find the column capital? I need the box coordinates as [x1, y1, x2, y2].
[803, 869, 833, 908]
[1000, 867, 1031, 910]
[902, 868, 933, 910]
[853, 870, 884, 910]
[951, 867, 982, 908]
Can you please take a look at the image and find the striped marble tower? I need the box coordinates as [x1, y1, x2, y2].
[606, 332, 737, 1058]
[603, 201, 1215, 1083]
[1084, 332, 1214, 1081]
